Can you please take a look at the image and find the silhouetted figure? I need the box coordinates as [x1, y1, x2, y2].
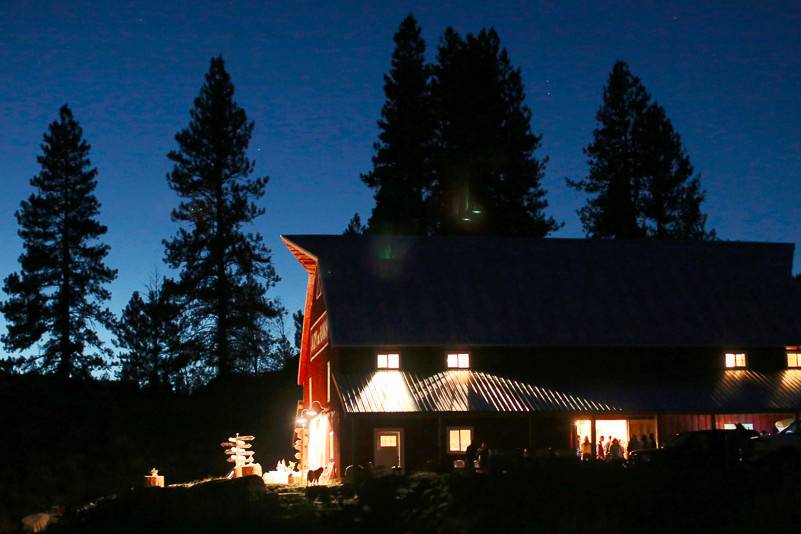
[648, 433, 657, 449]
[597, 436, 605, 460]
[465, 440, 478, 470]
[628, 434, 641, 456]
[608, 438, 624, 462]
[477, 441, 489, 470]
[581, 437, 592, 461]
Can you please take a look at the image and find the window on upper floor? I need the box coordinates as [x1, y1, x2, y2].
[787, 350, 801, 369]
[377, 353, 400, 369]
[447, 353, 470, 369]
[724, 352, 747, 369]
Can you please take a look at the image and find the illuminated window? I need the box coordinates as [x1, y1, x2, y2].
[447, 353, 470, 369]
[448, 427, 473, 453]
[724, 353, 747, 368]
[723, 423, 754, 430]
[788, 352, 801, 368]
[377, 353, 400, 369]
[379, 434, 397, 447]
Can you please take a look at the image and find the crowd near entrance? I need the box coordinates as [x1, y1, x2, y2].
[575, 418, 658, 460]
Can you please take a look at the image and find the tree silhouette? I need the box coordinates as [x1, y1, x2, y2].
[344, 212, 366, 235]
[362, 14, 434, 235]
[164, 56, 280, 380]
[292, 309, 304, 352]
[569, 61, 714, 239]
[1, 105, 117, 378]
[428, 28, 559, 236]
[115, 277, 190, 389]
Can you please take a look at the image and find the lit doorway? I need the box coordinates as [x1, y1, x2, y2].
[575, 418, 657, 458]
[575, 419, 629, 458]
[374, 428, 403, 470]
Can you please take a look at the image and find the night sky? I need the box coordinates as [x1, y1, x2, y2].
[1, 1, 799, 345]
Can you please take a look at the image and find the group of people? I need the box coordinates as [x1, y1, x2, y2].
[580, 433, 658, 461]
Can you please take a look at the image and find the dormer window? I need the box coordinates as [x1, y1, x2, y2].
[725, 352, 747, 369]
[787, 349, 801, 369]
[447, 353, 470, 369]
[377, 353, 400, 369]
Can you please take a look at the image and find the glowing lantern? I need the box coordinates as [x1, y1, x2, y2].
[144, 467, 164, 488]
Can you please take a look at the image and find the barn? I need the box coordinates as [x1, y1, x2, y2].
[282, 235, 801, 478]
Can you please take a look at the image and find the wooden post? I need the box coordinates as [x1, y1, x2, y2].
[350, 416, 356, 467]
[590, 415, 597, 459]
[436, 415, 443, 467]
[528, 415, 534, 451]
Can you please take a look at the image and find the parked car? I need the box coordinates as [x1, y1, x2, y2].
[628, 429, 758, 468]
[744, 419, 801, 466]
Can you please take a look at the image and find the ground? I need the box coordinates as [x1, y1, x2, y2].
[41, 460, 801, 533]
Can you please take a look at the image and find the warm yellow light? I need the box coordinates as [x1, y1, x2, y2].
[379, 434, 397, 447]
[307, 414, 330, 470]
[788, 352, 800, 368]
[296, 417, 307, 425]
[725, 353, 746, 368]
[448, 428, 472, 452]
[377, 353, 400, 369]
[447, 353, 470, 369]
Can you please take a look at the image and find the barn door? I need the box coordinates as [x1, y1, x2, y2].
[374, 428, 403, 470]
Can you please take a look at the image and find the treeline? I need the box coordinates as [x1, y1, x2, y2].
[1, 14, 715, 385]
[355, 15, 714, 239]
[0, 58, 303, 388]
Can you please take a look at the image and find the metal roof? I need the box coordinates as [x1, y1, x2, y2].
[282, 235, 801, 348]
[334, 370, 621, 413]
[335, 370, 801, 414]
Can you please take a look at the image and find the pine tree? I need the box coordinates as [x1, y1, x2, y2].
[362, 14, 434, 235]
[115, 277, 188, 389]
[343, 213, 366, 235]
[569, 61, 713, 239]
[1, 105, 117, 378]
[292, 309, 304, 352]
[639, 102, 714, 239]
[428, 28, 559, 236]
[164, 56, 280, 380]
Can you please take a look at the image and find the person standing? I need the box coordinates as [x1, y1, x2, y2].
[597, 436, 605, 460]
[627, 434, 641, 457]
[581, 436, 593, 461]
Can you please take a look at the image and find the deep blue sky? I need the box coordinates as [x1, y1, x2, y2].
[1, 1, 799, 347]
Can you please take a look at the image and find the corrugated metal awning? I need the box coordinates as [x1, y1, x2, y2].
[334, 370, 801, 414]
[334, 370, 621, 414]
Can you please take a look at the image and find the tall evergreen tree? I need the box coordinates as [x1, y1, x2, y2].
[115, 277, 189, 389]
[164, 56, 280, 380]
[568, 61, 714, 239]
[428, 28, 559, 236]
[362, 14, 434, 235]
[1, 105, 117, 378]
[292, 309, 304, 352]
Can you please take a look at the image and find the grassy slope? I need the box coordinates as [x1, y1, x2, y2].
[0, 363, 300, 531]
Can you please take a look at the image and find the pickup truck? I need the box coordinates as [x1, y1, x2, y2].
[745, 419, 801, 466]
